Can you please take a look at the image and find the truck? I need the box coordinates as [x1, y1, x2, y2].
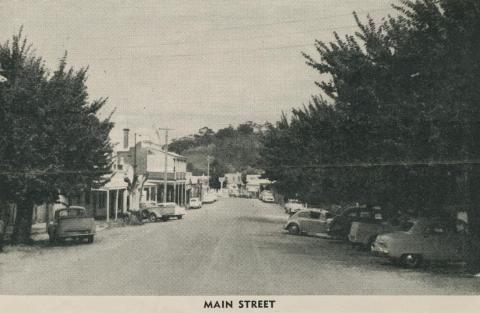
[47, 206, 96, 243]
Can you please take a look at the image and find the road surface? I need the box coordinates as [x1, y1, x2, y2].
[1, 197, 479, 295]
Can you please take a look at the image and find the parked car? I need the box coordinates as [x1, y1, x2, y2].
[47, 206, 96, 243]
[347, 206, 399, 249]
[371, 218, 467, 268]
[143, 202, 186, 222]
[260, 191, 274, 202]
[189, 197, 202, 209]
[203, 193, 217, 204]
[327, 205, 373, 239]
[284, 199, 305, 215]
[284, 209, 333, 236]
[349, 219, 402, 250]
[239, 189, 251, 198]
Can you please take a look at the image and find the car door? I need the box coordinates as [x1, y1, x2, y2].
[305, 211, 324, 234]
[295, 211, 310, 233]
[421, 222, 448, 260]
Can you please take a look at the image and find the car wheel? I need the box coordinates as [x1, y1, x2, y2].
[162, 216, 169, 222]
[400, 254, 422, 268]
[287, 224, 300, 235]
[178, 215, 183, 219]
[149, 213, 157, 223]
[87, 235, 94, 244]
[49, 234, 56, 244]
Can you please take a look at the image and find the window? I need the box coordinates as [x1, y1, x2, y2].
[425, 223, 447, 234]
[310, 211, 321, 219]
[297, 212, 309, 218]
[324, 212, 333, 219]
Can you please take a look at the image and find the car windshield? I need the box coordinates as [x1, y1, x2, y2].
[57, 209, 86, 218]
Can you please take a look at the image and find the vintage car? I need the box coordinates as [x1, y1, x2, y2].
[284, 208, 333, 236]
[348, 220, 402, 250]
[260, 191, 275, 203]
[327, 205, 373, 239]
[203, 192, 217, 203]
[143, 202, 186, 222]
[371, 218, 466, 268]
[347, 207, 399, 249]
[47, 206, 96, 243]
[189, 197, 202, 209]
[284, 199, 305, 215]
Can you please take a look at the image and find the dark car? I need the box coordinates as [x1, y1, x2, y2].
[327, 205, 377, 240]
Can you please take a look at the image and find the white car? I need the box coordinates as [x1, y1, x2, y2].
[202, 193, 217, 204]
[260, 191, 275, 202]
[144, 202, 186, 222]
[189, 197, 202, 209]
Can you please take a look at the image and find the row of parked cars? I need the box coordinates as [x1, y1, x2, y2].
[46, 192, 220, 245]
[283, 202, 467, 268]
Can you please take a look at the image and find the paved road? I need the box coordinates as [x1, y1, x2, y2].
[1, 197, 479, 295]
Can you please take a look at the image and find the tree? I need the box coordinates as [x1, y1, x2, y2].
[263, 0, 480, 272]
[0, 31, 113, 243]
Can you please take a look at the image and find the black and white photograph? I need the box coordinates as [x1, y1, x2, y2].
[0, 0, 480, 312]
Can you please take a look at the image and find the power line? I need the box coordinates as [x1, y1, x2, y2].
[82, 7, 394, 41]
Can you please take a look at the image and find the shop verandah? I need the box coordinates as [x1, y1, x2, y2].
[90, 180, 187, 222]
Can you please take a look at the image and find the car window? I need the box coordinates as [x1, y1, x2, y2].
[424, 223, 448, 234]
[399, 221, 414, 231]
[324, 212, 333, 219]
[347, 211, 358, 218]
[310, 211, 321, 219]
[57, 209, 85, 218]
[297, 212, 309, 218]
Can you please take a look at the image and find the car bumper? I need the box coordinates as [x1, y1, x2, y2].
[371, 242, 390, 258]
[58, 231, 95, 238]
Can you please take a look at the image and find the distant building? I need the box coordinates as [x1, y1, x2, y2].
[225, 172, 243, 188]
[245, 175, 272, 198]
[186, 173, 209, 202]
[89, 129, 188, 220]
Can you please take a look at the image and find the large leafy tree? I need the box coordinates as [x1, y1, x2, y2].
[263, 0, 480, 272]
[0, 31, 113, 243]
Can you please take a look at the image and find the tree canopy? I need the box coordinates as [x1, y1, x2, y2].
[169, 122, 268, 188]
[0, 31, 114, 243]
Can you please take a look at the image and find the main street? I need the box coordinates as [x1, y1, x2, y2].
[1, 197, 479, 295]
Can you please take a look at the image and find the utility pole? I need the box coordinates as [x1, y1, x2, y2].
[207, 155, 211, 190]
[133, 133, 138, 178]
[159, 128, 173, 205]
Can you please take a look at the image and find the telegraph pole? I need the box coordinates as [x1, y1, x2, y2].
[207, 155, 211, 190]
[159, 128, 173, 205]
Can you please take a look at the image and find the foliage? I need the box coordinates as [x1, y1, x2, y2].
[169, 122, 268, 187]
[263, 0, 480, 270]
[0, 30, 114, 243]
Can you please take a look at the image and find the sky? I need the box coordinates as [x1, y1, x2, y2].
[0, 0, 397, 147]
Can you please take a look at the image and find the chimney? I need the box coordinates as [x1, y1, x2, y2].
[123, 128, 130, 149]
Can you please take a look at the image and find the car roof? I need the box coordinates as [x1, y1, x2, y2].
[297, 208, 330, 214]
[63, 206, 85, 210]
